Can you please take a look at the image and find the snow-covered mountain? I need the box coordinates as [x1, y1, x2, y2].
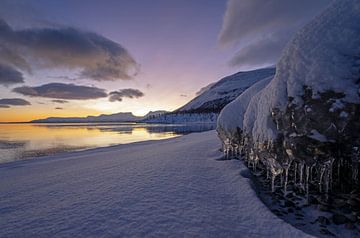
[143, 68, 276, 124]
[177, 68, 276, 113]
[32, 110, 168, 123]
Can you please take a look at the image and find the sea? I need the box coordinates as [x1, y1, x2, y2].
[0, 122, 215, 164]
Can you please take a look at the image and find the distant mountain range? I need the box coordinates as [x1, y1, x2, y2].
[31, 111, 167, 123]
[31, 67, 275, 123]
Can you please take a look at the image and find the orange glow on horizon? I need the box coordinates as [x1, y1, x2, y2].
[0, 107, 101, 123]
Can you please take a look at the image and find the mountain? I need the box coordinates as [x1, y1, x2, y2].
[176, 67, 276, 113]
[31, 110, 168, 123]
[143, 67, 276, 124]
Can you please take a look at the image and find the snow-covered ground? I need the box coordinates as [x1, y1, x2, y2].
[0, 131, 310, 237]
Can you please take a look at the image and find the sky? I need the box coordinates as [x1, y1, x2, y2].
[0, 0, 331, 122]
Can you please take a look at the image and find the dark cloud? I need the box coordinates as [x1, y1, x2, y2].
[52, 99, 69, 104]
[0, 98, 31, 107]
[55, 107, 63, 110]
[13, 83, 108, 100]
[229, 30, 291, 67]
[109, 88, 144, 102]
[0, 19, 138, 81]
[0, 63, 24, 86]
[219, 0, 331, 68]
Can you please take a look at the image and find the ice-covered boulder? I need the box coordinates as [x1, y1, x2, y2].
[217, 0, 360, 195]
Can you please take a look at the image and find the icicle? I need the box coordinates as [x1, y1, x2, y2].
[284, 167, 289, 195]
[294, 163, 297, 184]
[324, 169, 330, 194]
[299, 162, 304, 189]
[319, 167, 325, 193]
[266, 169, 269, 179]
[253, 155, 259, 172]
[271, 174, 276, 193]
[305, 165, 310, 201]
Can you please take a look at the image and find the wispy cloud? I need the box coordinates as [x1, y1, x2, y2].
[52, 99, 69, 104]
[219, 0, 331, 68]
[13, 83, 108, 100]
[109, 88, 144, 102]
[0, 98, 31, 108]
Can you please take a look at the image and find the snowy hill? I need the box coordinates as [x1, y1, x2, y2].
[177, 68, 276, 113]
[32, 110, 168, 123]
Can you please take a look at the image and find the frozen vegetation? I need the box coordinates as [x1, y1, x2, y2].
[217, 0, 360, 236]
[0, 131, 310, 237]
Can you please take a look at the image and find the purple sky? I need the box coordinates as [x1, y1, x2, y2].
[0, 0, 331, 121]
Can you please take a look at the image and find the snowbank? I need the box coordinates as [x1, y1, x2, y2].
[0, 131, 310, 237]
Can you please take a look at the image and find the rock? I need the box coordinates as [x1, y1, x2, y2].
[320, 228, 335, 236]
[284, 200, 295, 207]
[317, 216, 330, 225]
[286, 193, 294, 199]
[308, 196, 319, 205]
[345, 222, 355, 230]
[348, 214, 357, 222]
[333, 198, 346, 207]
[319, 205, 331, 212]
[332, 214, 349, 225]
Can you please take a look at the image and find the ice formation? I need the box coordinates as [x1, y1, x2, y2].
[217, 0, 360, 198]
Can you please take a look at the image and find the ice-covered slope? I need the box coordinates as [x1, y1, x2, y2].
[177, 68, 275, 113]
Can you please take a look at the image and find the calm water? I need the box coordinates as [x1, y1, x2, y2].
[0, 123, 215, 164]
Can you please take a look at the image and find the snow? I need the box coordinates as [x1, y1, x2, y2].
[143, 112, 218, 124]
[308, 129, 328, 142]
[178, 68, 275, 112]
[218, 0, 360, 143]
[329, 99, 345, 112]
[0, 131, 311, 237]
[217, 76, 273, 143]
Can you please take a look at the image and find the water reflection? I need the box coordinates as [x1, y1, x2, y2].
[0, 123, 215, 164]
